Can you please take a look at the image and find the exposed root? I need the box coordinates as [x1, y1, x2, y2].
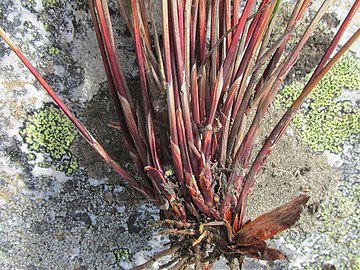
[194, 245, 202, 270]
[132, 246, 181, 270]
[158, 255, 182, 269]
[192, 231, 208, 246]
[132, 195, 309, 269]
[157, 219, 192, 228]
[132, 220, 243, 270]
[168, 256, 191, 270]
[160, 228, 196, 236]
[227, 257, 242, 270]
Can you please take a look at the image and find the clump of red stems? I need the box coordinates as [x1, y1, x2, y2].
[1, 0, 359, 268]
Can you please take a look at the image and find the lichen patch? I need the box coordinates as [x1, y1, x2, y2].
[20, 103, 78, 176]
[274, 52, 360, 153]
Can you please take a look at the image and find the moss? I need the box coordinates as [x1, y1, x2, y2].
[21, 104, 78, 176]
[274, 52, 360, 153]
[113, 248, 131, 263]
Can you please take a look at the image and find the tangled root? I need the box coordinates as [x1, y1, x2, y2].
[132, 220, 246, 270]
[132, 195, 309, 269]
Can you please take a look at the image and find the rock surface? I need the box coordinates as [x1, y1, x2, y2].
[0, 1, 359, 269]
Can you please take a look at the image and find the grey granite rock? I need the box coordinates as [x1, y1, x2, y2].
[0, 1, 359, 270]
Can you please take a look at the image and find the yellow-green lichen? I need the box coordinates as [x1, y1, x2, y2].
[26, 153, 36, 161]
[315, 184, 359, 269]
[280, 182, 359, 269]
[48, 46, 60, 55]
[23, 21, 33, 29]
[354, 257, 360, 270]
[113, 248, 131, 263]
[21, 104, 78, 176]
[76, 0, 86, 8]
[42, 0, 59, 8]
[274, 52, 360, 153]
[43, 23, 49, 31]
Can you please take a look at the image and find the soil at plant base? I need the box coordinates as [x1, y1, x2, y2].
[246, 107, 339, 231]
